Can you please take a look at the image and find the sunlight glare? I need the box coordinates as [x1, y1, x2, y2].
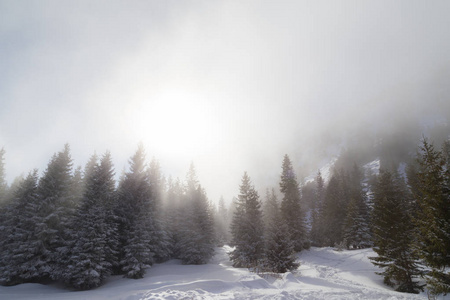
[131, 90, 221, 161]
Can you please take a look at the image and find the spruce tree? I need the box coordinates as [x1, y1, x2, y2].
[146, 158, 170, 263]
[263, 188, 299, 273]
[279, 155, 308, 251]
[34, 144, 74, 281]
[343, 164, 372, 249]
[370, 170, 422, 293]
[310, 171, 325, 246]
[230, 172, 265, 269]
[116, 144, 166, 278]
[116, 145, 151, 278]
[414, 139, 450, 295]
[120, 211, 152, 279]
[178, 164, 215, 264]
[321, 175, 346, 247]
[0, 171, 39, 285]
[262, 188, 278, 229]
[96, 152, 120, 271]
[64, 152, 118, 289]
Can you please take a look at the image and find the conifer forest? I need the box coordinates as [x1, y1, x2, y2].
[0, 138, 449, 297]
[2, 3, 450, 299]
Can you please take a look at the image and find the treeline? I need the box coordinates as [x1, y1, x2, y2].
[226, 154, 372, 276]
[224, 139, 449, 296]
[0, 144, 214, 290]
[0, 139, 449, 296]
[228, 156, 307, 274]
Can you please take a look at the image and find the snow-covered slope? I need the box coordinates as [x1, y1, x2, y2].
[305, 157, 338, 184]
[0, 246, 443, 300]
[362, 159, 380, 178]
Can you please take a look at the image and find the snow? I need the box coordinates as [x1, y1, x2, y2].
[363, 159, 380, 177]
[1, 246, 447, 300]
[397, 162, 408, 181]
[305, 157, 338, 184]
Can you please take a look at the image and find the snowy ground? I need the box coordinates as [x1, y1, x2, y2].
[0, 246, 447, 300]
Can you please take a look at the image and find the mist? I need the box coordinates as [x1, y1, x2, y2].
[1, 0, 450, 202]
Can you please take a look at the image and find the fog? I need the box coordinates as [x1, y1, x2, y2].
[1, 1, 450, 202]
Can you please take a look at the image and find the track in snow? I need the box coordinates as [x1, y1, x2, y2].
[0, 246, 445, 300]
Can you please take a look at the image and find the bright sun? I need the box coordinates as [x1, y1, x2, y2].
[130, 90, 221, 161]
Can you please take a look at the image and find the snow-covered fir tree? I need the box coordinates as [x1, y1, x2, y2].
[370, 169, 423, 294]
[34, 144, 74, 281]
[116, 144, 169, 278]
[279, 155, 308, 251]
[262, 188, 277, 229]
[413, 139, 450, 296]
[263, 188, 299, 273]
[146, 158, 170, 263]
[310, 171, 325, 247]
[321, 171, 348, 247]
[0, 170, 39, 285]
[116, 145, 156, 278]
[177, 164, 215, 265]
[95, 152, 120, 272]
[64, 152, 119, 289]
[343, 164, 372, 249]
[230, 172, 265, 269]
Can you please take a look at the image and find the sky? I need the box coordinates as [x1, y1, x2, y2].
[1, 0, 450, 203]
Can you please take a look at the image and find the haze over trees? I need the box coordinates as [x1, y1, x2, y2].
[413, 140, 450, 295]
[370, 170, 422, 293]
[0, 137, 449, 297]
[279, 155, 308, 251]
[0, 144, 212, 289]
[263, 188, 298, 273]
[229, 172, 265, 269]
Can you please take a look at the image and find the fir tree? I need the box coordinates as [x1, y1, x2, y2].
[343, 164, 372, 249]
[97, 152, 120, 273]
[230, 172, 265, 269]
[0, 171, 39, 285]
[279, 155, 308, 251]
[34, 144, 74, 281]
[64, 152, 119, 289]
[414, 139, 450, 295]
[263, 188, 299, 273]
[120, 211, 152, 279]
[116, 145, 166, 278]
[321, 175, 346, 247]
[178, 164, 215, 264]
[310, 171, 325, 246]
[146, 158, 170, 263]
[370, 170, 423, 294]
[262, 188, 278, 229]
[116, 145, 152, 278]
